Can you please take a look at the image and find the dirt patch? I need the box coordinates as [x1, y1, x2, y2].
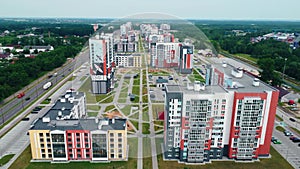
[105, 110, 123, 118]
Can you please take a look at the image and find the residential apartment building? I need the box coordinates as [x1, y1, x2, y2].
[178, 45, 194, 74]
[151, 42, 180, 68]
[115, 54, 141, 67]
[164, 61, 279, 164]
[29, 92, 127, 162]
[150, 42, 193, 73]
[89, 33, 115, 94]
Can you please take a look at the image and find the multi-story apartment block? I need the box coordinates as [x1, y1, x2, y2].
[164, 61, 279, 164]
[89, 33, 115, 94]
[160, 23, 171, 30]
[115, 54, 141, 67]
[150, 42, 193, 73]
[151, 42, 180, 68]
[178, 45, 194, 74]
[29, 92, 127, 162]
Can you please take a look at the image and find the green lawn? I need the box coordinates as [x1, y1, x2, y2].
[40, 99, 50, 104]
[118, 98, 127, 103]
[68, 76, 76, 81]
[142, 95, 148, 103]
[157, 146, 293, 169]
[104, 105, 116, 112]
[119, 92, 128, 98]
[143, 137, 152, 158]
[235, 53, 258, 63]
[275, 114, 283, 122]
[133, 77, 140, 86]
[121, 105, 132, 116]
[97, 95, 114, 103]
[276, 126, 285, 132]
[143, 138, 153, 169]
[130, 120, 139, 130]
[132, 86, 140, 96]
[154, 125, 164, 131]
[87, 112, 98, 117]
[142, 110, 149, 122]
[78, 78, 97, 104]
[131, 96, 140, 103]
[128, 137, 138, 158]
[10, 146, 137, 169]
[0, 154, 14, 166]
[155, 138, 163, 155]
[154, 120, 164, 126]
[87, 105, 101, 111]
[130, 112, 139, 120]
[142, 123, 150, 134]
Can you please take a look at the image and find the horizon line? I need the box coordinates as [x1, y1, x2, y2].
[1, 17, 300, 22]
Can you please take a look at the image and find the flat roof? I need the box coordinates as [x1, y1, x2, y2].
[31, 118, 126, 131]
[212, 61, 277, 93]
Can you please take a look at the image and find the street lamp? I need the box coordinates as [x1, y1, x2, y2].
[282, 58, 287, 81]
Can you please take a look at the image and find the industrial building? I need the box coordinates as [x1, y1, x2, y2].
[164, 61, 279, 164]
[29, 92, 128, 162]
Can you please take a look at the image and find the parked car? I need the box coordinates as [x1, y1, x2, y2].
[290, 118, 296, 122]
[271, 136, 282, 144]
[22, 117, 30, 121]
[25, 97, 30, 101]
[284, 130, 293, 136]
[33, 107, 42, 111]
[31, 111, 39, 114]
[273, 139, 282, 144]
[292, 137, 300, 143]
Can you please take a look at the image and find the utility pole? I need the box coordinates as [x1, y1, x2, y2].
[282, 58, 287, 82]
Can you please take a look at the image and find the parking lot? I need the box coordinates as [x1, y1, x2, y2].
[272, 124, 300, 168]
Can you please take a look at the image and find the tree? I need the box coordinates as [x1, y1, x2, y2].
[258, 58, 282, 86]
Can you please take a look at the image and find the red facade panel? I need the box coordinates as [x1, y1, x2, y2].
[228, 92, 268, 158]
[66, 130, 91, 160]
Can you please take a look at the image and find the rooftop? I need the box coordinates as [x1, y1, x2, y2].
[30, 91, 126, 131]
[212, 61, 277, 93]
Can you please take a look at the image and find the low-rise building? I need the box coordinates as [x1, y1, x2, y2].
[29, 92, 127, 162]
[115, 54, 141, 67]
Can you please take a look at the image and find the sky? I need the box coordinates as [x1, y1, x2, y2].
[1, 0, 300, 21]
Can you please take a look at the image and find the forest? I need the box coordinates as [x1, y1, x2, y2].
[0, 19, 93, 102]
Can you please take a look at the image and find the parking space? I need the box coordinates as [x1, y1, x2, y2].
[272, 125, 300, 168]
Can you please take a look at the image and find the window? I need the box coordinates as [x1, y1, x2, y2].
[39, 133, 43, 137]
[118, 133, 122, 137]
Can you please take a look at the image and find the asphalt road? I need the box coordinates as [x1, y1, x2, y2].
[0, 58, 89, 169]
[0, 49, 89, 127]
